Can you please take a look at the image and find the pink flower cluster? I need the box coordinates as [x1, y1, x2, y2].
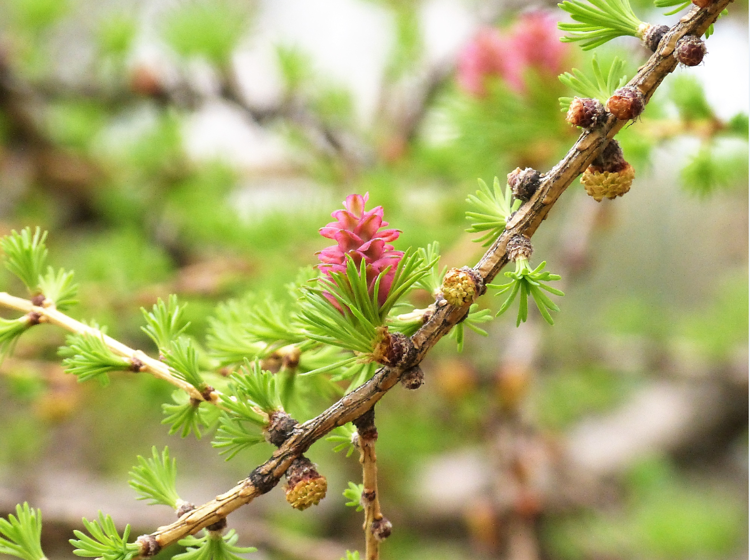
[457, 11, 570, 96]
[318, 194, 403, 307]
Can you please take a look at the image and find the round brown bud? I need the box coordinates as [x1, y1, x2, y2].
[285, 457, 328, 511]
[507, 167, 542, 202]
[606, 87, 645, 121]
[371, 517, 393, 541]
[506, 235, 533, 262]
[675, 35, 706, 66]
[643, 24, 669, 52]
[176, 501, 196, 518]
[441, 267, 483, 307]
[400, 365, 424, 390]
[566, 97, 606, 129]
[206, 517, 228, 533]
[265, 411, 298, 447]
[692, 0, 712, 7]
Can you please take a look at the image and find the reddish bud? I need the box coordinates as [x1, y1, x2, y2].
[675, 35, 706, 66]
[566, 97, 606, 129]
[606, 86, 645, 121]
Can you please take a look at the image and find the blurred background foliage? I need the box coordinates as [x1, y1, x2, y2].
[0, 0, 747, 559]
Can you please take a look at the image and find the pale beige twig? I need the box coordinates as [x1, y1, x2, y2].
[353, 409, 388, 560]
[0, 292, 221, 405]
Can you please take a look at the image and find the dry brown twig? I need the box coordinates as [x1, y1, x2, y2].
[0, 1, 731, 557]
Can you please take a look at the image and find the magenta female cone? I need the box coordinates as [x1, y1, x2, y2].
[317, 193, 403, 306]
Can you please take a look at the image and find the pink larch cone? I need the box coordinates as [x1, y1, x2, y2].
[457, 11, 571, 96]
[317, 193, 403, 307]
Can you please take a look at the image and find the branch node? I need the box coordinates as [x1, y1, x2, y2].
[248, 466, 278, 495]
[176, 501, 196, 519]
[136, 534, 161, 558]
[130, 357, 145, 372]
[400, 365, 424, 390]
[371, 517, 392, 541]
[205, 517, 228, 533]
[507, 235, 534, 262]
[507, 167, 542, 202]
[265, 411, 298, 447]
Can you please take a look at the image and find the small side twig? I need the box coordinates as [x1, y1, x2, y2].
[353, 408, 390, 560]
[0, 292, 222, 406]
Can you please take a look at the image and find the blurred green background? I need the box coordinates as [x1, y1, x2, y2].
[0, 0, 747, 559]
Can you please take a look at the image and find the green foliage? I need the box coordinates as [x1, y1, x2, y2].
[0, 503, 45, 560]
[449, 304, 493, 352]
[534, 367, 635, 429]
[299, 250, 434, 355]
[341, 553, 360, 560]
[343, 482, 365, 512]
[227, 361, 282, 416]
[37, 267, 78, 310]
[311, 85, 355, 128]
[386, 4, 423, 79]
[326, 424, 358, 458]
[160, 1, 252, 66]
[726, 113, 749, 138]
[490, 259, 564, 326]
[211, 416, 266, 460]
[96, 14, 137, 58]
[558, 0, 644, 50]
[175, 530, 256, 560]
[680, 144, 748, 196]
[669, 75, 713, 121]
[162, 391, 210, 439]
[678, 275, 748, 359]
[141, 296, 190, 354]
[163, 338, 208, 392]
[275, 45, 312, 93]
[546, 457, 745, 559]
[465, 177, 521, 246]
[653, 0, 726, 36]
[1, 228, 48, 294]
[654, 0, 691, 15]
[420, 75, 570, 182]
[8, 0, 69, 33]
[207, 295, 304, 367]
[128, 447, 181, 509]
[60, 332, 132, 386]
[332, 361, 377, 392]
[559, 55, 628, 109]
[0, 317, 33, 362]
[47, 101, 107, 150]
[211, 363, 281, 459]
[70, 513, 139, 560]
[413, 242, 444, 295]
